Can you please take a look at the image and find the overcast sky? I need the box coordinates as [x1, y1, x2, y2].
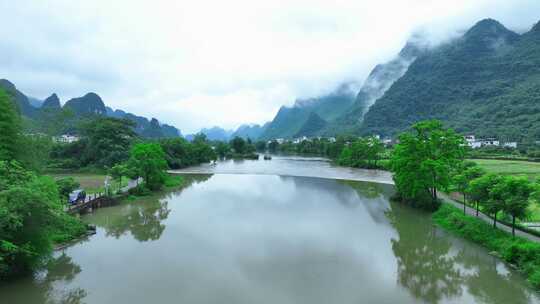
[1, 0, 540, 133]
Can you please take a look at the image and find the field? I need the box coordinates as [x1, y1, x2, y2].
[48, 172, 128, 194]
[471, 159, 540, 181]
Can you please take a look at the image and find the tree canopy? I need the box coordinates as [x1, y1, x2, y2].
[391, 120, 465, 210]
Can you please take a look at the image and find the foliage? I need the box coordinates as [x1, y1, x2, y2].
[109, 164, 128, 193]
[490, 176, 535, 236]
[0, 161, 86, 279]
[361, 19, 540, 142]
[433, 204, 540, 288]
[255, 141, 266, 152]
[163, 175, 184, 188]
[391, 120, 465, 210]
[16, 135, 53, 173]
[215, 142, 231, 158]
[451, 164, 485, 214]
[230, 136, 247, 154]
[127, 143, 168, 191]
[0, 88, 20, 161]
[49, 117, 138, 169]
[337, 136, 384, 169]
[55, 177, 80, 203]
[158, 137, 216, 169]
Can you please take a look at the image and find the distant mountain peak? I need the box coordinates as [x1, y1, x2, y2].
[0, 79, 16, 90]
[464, 18, 517, 41]
[42, 93, 61, 108]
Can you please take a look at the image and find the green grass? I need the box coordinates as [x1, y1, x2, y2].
[164, 174, 184, 188]
[471, 159, 540, 180]
[434, 204, 540, 289]
[47, 172, 128, 194]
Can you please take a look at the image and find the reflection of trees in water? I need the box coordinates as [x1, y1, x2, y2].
[102, 200, 171, 242]
[389, 202, 536, 304]
[96, 174, 212, 242]
[389, 202, 463, 304]
[456, 248, 532, 304]
[2, 253, 87, 304]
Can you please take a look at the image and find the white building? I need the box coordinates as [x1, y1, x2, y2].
[292, 136, 309, 144]
[503, 142, 518, 149]
[53, 134, 80, 144]
[464, 135, 501, 149]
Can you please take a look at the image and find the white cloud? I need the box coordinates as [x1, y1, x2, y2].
[1, 0, 539, 133]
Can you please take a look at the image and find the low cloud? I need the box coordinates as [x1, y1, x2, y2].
[1, 0, 539, 133]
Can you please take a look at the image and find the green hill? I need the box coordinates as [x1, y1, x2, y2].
[260, 83, 356, 139]
[294, 112, 327, 137]
[0, 79, 182, 138]
[361, 19, 540, 143]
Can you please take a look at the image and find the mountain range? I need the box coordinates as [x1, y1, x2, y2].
[0, 79, 182, 138]
[361, 18, 540, 143]
[252, 18, 540, 143]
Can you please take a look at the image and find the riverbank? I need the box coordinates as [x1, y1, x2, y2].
[434, 204, 540, 288]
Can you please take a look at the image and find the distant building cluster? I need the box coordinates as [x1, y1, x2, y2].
[267, 136, 337, 145]
[464, 135, 517, 149]
[53, 134, 80, 144]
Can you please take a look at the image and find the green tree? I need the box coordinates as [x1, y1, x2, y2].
[230, 136, 246, 154]
[338, 136, 383, 168]
[451, 165, 485, 214]
[255, 141, 267, 152]
[468, 173, 500, 217]
[0, 163, 84, 278]
[268, 140, 279, 152]
[0, 88, 20, 161]
[55, 177, 80, 204]
[77, 117, 138, 168]
[391, 120, 465, 210]
[127, 143, 168, 191]
[491, 176, 535, 236]
[109, 164, 128, 193]
[215, 142, 231, 158]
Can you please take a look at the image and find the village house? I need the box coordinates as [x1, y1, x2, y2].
[53, 134, 80, 144]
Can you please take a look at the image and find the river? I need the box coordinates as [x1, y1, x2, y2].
[1, 156, 539, 303]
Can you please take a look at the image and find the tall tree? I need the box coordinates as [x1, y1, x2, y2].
[468, 173, 503, 222]
[451, 165, 485, 214]
[391, 120, 465, 210]
[78, 117, 137, 168]
[127, 143, 168, 191]
[0, 88, 20, 161]
[491, 176, 534, 236]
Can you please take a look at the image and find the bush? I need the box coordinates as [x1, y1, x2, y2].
[164, 175, 184, 188]
[434, 204, 540, 289]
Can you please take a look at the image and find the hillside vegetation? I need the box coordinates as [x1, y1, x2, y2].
[361, 19, 540, 143]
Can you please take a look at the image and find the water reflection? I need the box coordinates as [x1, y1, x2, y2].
[0, 254, 86, 304]
[1, 174, 539, 304]
[389, 201, 539, 304]
[89, 174, 211, 242]
[389, 202, 463, 303]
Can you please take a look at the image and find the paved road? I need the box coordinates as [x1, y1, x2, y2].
[439, 192, 540, 243]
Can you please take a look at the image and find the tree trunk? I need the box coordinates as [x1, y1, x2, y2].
[476, 201, 479, 217]
[493, 212, 497, 228]
[463, 193, 466, 215]
[512, 216, 516, 237]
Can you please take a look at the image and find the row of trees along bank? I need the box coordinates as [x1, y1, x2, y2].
[390, 120, 540, 288]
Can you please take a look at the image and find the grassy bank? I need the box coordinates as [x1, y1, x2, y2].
[433, 204, 540, 288]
